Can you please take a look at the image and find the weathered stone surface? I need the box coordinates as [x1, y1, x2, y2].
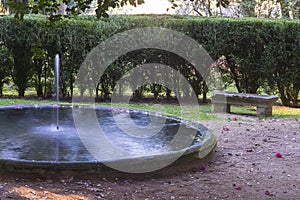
[211, 92, 278, 116]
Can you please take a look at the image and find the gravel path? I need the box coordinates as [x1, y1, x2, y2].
[0, 115, 299, 200]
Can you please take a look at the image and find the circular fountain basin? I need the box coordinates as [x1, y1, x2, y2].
[0, 104, 217, 174]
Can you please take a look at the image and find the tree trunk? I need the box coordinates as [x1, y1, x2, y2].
[18, 88, 25, 97]
[202, 81, 208, 102]
[277, 83, 289, 106]
[69, 74, 74, 98]
[166, 88, 171, 99]
[0, 83, 3, 97]
[96, 82, 100, 99]
[36, 70, 43, 97]
[22, 0, 30, 13]
[43, 64, 48, 97]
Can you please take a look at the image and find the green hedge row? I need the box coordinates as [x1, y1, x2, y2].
[0, 15, 299, 106]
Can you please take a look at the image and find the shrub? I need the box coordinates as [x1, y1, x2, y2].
[0, 45, 13, 96]
[0, 15, 299, 105]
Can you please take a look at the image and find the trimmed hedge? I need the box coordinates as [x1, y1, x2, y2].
[0, 15, 299, 106]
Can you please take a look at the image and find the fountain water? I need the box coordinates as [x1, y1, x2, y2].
[0, 105, 217, 173]
[0, 56, 218, 174]
[54, 54, 60, 130]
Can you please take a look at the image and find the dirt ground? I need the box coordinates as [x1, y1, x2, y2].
[0, 114, 299, 200]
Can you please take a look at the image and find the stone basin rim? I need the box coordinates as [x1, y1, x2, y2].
[0, 104, 217, 173]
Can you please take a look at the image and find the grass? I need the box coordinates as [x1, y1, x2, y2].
[102, 102, 219, 121]
[230, 105, 257, 115]
[0, 98, 216, 121]
[1, 98, 299, 121]
[0, 98, 54, 106]
[272, 106, 300, 118]
[222, 105, 300, 119]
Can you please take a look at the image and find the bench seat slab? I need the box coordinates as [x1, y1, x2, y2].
[211, 92, 278, 117]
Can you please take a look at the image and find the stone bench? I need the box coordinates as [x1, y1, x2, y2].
[211, 92, 278, 117]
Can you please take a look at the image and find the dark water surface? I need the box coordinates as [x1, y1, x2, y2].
[0, 106, 202, 162]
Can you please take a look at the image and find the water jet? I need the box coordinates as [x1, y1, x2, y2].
[0, 104, 217, 174]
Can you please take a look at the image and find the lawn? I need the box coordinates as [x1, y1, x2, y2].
[0, 98, 299, 120]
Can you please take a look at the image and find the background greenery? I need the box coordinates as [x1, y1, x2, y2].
[0, 15, 299, 106]
[0, 98, 299, 119]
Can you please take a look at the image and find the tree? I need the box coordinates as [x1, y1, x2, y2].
[1, 20, 35, 97]
[0, 45, 13, 97]
[170, 0, 300, 19]
[2, 0, 145, 21]
[278, 0, 300, 19]
[170, 0, 230, 16]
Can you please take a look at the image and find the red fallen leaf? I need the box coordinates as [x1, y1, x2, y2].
[109, 108, 114, 112]
[275, 152, 282, 158]
[223, 127, 230, 131]
[235, 186, 242, 190]
[200, 165, 206, 171]
[232, 117, 238, 121]
[246, 149, 254, 152]
[265, 190, 271, 195]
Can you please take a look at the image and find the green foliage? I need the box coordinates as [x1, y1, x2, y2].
[239, 0, 256, 17]
[0, 18, 36, 96]
[169, 0, 230, 16]
[0, 15, 299, 106]
[205, 18, 267, 94]
[0, 45, 13, 96]
[261, 20, 300, 106]
[4, 0, 145, 21]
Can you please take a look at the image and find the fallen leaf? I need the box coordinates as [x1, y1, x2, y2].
[275, 152, 282, 158]
[200, 165, 206, 171]
[223, 127, 230, 131]
[265, 190, 271, 195]
[235, 186, 242, 190]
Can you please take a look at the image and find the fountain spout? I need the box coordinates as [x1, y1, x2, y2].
[55, 54, 60, 130]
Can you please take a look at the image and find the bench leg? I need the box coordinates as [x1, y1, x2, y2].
[213, 103, 230, 113]
[257, 107, 272, 117]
